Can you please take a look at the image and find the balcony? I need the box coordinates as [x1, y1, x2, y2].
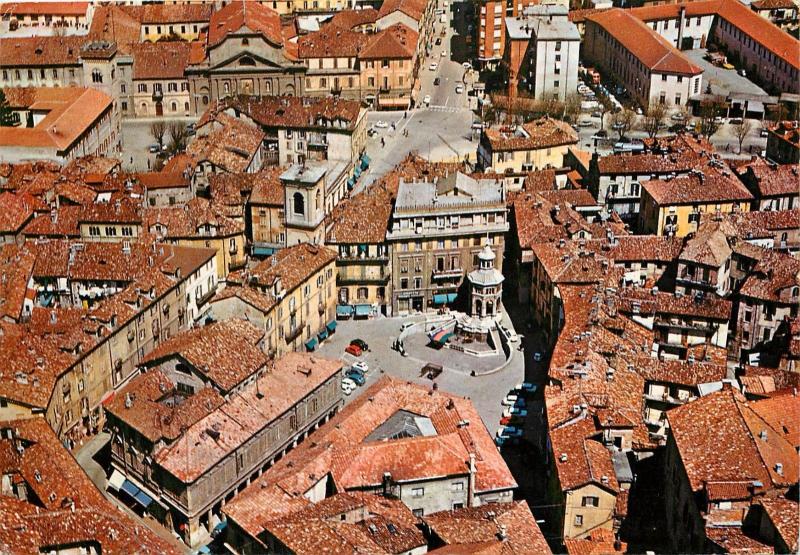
[432, 268, 463, 279]
[152, 89, 163, 101]
[285, 323, 304, 342]
[644, 391, 693, 405]
[195, 289, 216, 308]
[654, 317, 716, 333]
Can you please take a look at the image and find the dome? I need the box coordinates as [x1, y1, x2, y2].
[478, 244, 495, 262]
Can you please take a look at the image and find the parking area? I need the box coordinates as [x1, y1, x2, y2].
[684, 49, 768, 97]
[119, 117, 197, 173]
[315, 314, 526, 431]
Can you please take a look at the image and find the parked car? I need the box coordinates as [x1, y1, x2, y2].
[593, 130, 608, 139]
[374, 120, 389, 129]
[501, 426, 524, 438]
[501, 326, 519, 342]
[423, 94, 432, 105]
[611, 121, 626, 131]
[148, 144, 161, 153]
[671, 112, 686, 121]
[591, 110, 602, 118]
[578, 120, 593, 128]
[760, 127, 770, 137]
[503, 407, 528, 418]
[341, 379, 356, 395]
[429, 62, 438, 71]
[455, 84, 464, 94]
[500, 415, 525, 426]
[501, 393, 519, 406]
[514, 398, 527, 409]
[495, 435, 519, 447]
[435, 37, 442, 45]
[462, 61, 472, 69]
[350, 339, 369, 351]
[434, 77, 441, 86]
[516, 382, 536, 393]
[346, 370, 366, 385]
[351, 361, 369, 374]
[400, 322, 415, 332]
[533, 352, 543, 362]
[729, 117, 744, 125]
[345, 344, 362, 357]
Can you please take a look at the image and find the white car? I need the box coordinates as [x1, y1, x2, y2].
[533, 352, 543, 362]
[423, 94, 431, 105]
[503, 407, 528, 418]
[374, 120, 389, 129]
[441, 50, 447, 58]
[429, 62, 439, 71]
[578, 120, 593, 128]
[341, 379, 356, 395]
[400, 322, 415, 332]
[352, 361, 369, 374]
[501, 393, 519, 406]
[455, 84, 464, 94]
[463, 61, 472, 69]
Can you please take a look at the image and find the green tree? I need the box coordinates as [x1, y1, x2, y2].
[0, 89, 15, 127]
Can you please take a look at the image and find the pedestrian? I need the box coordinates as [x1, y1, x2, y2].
[130, 156, 133, 165]
[147, 158, 151, 170]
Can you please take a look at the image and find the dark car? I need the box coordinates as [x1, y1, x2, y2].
[350, 338, 369, 351]
[346, 369, 366, 385]
[434, 77, 441, 85]
[435, 37, 442, 45]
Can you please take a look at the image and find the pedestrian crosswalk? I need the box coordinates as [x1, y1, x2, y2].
[425, 105, 464, 113]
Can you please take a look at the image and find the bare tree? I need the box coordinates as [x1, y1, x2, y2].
[732, 119, 753, 154]
[596, 92, 614, 132]
[167, 122, 188, 154]
[562, 93, 582, 124]
[612, 108, 637, 140]
[699, 100, 724, 137]
[642, 102, 669, 138]
[150, 121, 167, 147]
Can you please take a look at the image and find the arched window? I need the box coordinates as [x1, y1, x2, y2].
[202, 95, 209, 105]
[315, 189, 321, 210]
[242, 38, 249, 46]
[171, 101, 177, 112]
[92, 69, 103, 83]
[293, 192, 305, 216]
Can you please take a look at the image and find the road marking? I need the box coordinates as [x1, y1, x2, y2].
[444, 95, 451, 107]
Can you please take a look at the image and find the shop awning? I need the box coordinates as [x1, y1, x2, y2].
[354, 304, 371, 317]
[336, 305, 354, 317]
[326, 320, 337, 332]
[447, 293, 457, 302]
[360, 154, 370, 170]
[305, 337, 318, 351]
[318, 329, 329, 341]
[120, 480, 153, 508]
[353, 166, 362, 178]
[431, 329, 454, 344]
[252, 246, 275, 256]
[347, 177, 356, 189]
[433, 294, 448, 304]
[39, 293, 53, 307]
[108, 469, 125, 491]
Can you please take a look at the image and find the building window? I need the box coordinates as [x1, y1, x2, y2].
[138, 83, 147, 93]
[92, 69, 103, 83]
[452, 481, 464, 491]
[412, 509, 424, 517]
[293, 192, 305, 215]
[411, 487, 424, 497]
[581, 496, 599, 507]
[574, 515, 584, 527]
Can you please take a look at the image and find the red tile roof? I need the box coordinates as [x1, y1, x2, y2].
[207, 0, 283, 48]
[360, 23, 418, 59]
[1, 2, 88, 17]
[668, 387, 799, 493]
[750, 391, 800, 448]
[586, 9, 703, 75]
[119, 3, 212, 24]
[630, 0, 800, 69]
[642, 167, 753, 205]
[483, 118, 579, 152]
[378, 0, 427, 21]
[0, 35, 85, 68]
[757, 497, 799, 553]
[0, 191, 38, 234]
[564, 529, 626, 555]
[422, 501, 552, 555]
[130, 41, 191, 80]
[550, 418, 620, 493]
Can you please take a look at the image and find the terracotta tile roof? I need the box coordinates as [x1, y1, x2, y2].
[224, 377, 517, 539]
[606, 235, 684, 262]
[119, 3, 212, 24]
[328, 8, 379, 29]
[422, 501, 551, 555]
[299, 25, 368, 58]
[751, 0, 796, 9]
[154, 352, 343, 482]
[222, 95, 363, 132]
[483, 118, 579, 152]
[0, 244, 34, 322]
[0, 418, 178, 555]
[587, 9, 703, 74]
[0, 87, 113, 151]
[564, 529, 626, 555]
[743, 162, 800, 198]
[632, 356, 728, 387]
[1, 2, 88, 17]
[229, 242, 336, 296]
[667, 387, 799, 493]
[0, 35, 86, 68]
[144, 197, 244, 238]
[618, 288, 732, 320]
[750, 391, 800, 448]
[328, 185, 393, 244]
[630, 0, 800, 69]
[360, 23, 418, 59]
[757, 497, 799, 553]
[207, 0, 283, 48]
[378, 0, 427, 21]
[130, 41, 191, 80]
[550, 419, 620, 492]
[87, 6, 142, 53]
[0, 191, 38, 234]
[739, 249, 800, 303]
[536, 188, 598, 207]
[643, 167, 753, 206]
[187, 112, 266, 174]
[141, 319, 267, 392]
[739, 375, 776, 396]
[705, 526, 775, 554]
[248, 166, 287, 206]
[136, 171, 190, 191]
[210, 283, 277, 314]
